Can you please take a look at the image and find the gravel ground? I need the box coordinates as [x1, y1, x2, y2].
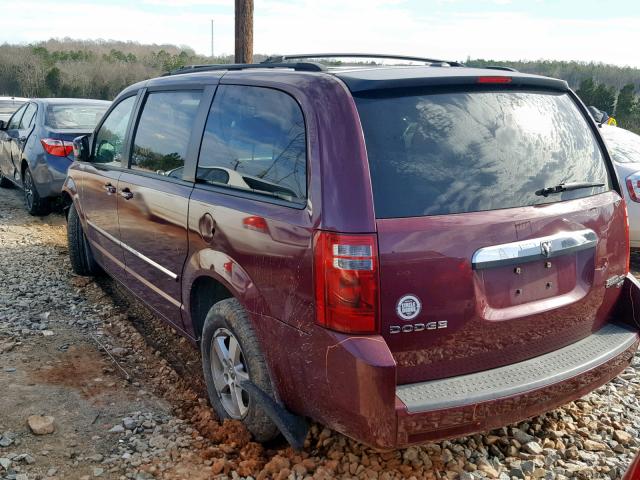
[1, 185, 639, 480]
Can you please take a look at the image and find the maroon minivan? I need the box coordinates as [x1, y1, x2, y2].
[63, 54, 640, 449]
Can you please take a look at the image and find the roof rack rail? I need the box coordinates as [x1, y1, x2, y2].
[263, 53, 465, 67]
[484, 66, 519, 72]
[165, 61, 327, 76]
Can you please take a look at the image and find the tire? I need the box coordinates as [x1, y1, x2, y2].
[67, 202, 101, 276]
[0, 170, 12, 188]
[201, 298, 279, 442]
[23, 167, 50, 216]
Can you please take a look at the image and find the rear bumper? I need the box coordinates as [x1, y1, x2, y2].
[260, 276, 640, 450]
[390, 274, 640, 448]
[395, 323, 637, 446]
[32, 154, 70, 198]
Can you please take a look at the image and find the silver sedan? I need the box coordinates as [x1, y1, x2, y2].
[601, 125, 640, 248]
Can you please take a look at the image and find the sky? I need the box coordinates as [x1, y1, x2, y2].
[2, 0, 640, 67]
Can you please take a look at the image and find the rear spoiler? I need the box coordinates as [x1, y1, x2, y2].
[336, 69, 569, 93]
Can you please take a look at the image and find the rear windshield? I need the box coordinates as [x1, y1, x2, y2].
[355, 89, 611, 218]
[45, 104, 108, 130]
[0, 100, 26, 115]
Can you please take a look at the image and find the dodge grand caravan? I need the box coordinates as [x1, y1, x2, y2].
[62, 54, 640, 449]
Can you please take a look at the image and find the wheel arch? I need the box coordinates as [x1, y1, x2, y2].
[189, 274, 234, 341]
[61, 176, 80, 220]
[183, 248, 269, 343]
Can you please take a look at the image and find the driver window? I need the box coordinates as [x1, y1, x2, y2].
[93, 96, 136, 166]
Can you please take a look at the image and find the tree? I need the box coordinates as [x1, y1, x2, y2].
[616, 84, 636, 121]
[592, 83, 616, 113]
[45, 67, 62, 95]
[576, 77, 596, 105]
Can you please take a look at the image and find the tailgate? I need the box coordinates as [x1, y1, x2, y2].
[377, 192, 627, 384]
[353, 84, 627, 384]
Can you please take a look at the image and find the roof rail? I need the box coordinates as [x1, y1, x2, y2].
[263, 53, 464, 67]
[484, 65, 519, 72]
[165, 61, 327, 76]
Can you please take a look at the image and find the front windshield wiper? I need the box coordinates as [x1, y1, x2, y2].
[535, 181, 605, 197]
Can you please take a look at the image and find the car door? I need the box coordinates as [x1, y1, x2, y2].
[9, 102, 37, 180]
[0, 103, 27, 180]
[117, 88, 205, 328]
[186, 84, 312, 331]
[79, 94, 138, 279]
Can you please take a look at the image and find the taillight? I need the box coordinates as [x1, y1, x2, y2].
[243, 216, 269, 234]
[313, 231, 379, 334]
[477, 76, 512, 84]
[623, 199, 631, 275]
[626, 172, 640, 202]
[41, 138, 74, 157]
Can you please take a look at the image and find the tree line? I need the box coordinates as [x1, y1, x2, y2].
[0, 39, 240, 100]
[1, 40, 640, 134]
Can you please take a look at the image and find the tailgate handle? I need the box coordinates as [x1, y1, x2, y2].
[472, 229, 597, 270]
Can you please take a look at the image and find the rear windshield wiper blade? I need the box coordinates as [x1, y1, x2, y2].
[535, 181, 605, 197]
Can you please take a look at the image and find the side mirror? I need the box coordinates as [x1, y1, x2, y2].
[0, 120, 6, 130]
[73, 135, 90, 162]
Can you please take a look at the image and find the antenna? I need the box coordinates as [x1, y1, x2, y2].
[210, 19, 214, 58]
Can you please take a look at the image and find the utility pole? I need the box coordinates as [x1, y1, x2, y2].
[235, 0, 253, 64]
[211, 18, 219, 58]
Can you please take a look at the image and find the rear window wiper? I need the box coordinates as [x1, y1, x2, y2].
[535, 181, 605, 197]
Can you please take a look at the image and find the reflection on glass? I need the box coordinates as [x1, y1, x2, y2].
[356, 90, 610, 218]
[198, 85, 306, 202]
[94, 96, 136, 166]
[131, 91, 202, 175]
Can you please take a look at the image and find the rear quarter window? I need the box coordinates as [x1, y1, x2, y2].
[355, 89, 611, 218]
[197, 85, 307, 204]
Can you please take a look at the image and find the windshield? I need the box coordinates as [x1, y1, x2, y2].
[355, 89, 611, 218]
[45, 104, 109, 130]
[603, 127, 640, 164]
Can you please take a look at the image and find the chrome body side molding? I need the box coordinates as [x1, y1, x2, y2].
[87, 220, 179, 280]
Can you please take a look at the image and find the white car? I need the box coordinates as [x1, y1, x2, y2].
[600, 125, 640, 247]
[0, 96, 28, 124]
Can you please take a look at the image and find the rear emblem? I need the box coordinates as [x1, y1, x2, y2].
[540, 241, 552, 257]
[396, 295, 421, 321]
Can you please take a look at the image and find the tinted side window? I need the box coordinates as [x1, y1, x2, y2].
[7, 104, 27, 129]
[197, 85, 306, 203]
[19, 103, 37, 129]
[130, 91, 202, 176]
[94, 96, 136, 166]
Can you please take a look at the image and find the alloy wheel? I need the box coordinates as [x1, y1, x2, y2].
[209, 328, 250, 419]
[24, 170, 34, 211]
